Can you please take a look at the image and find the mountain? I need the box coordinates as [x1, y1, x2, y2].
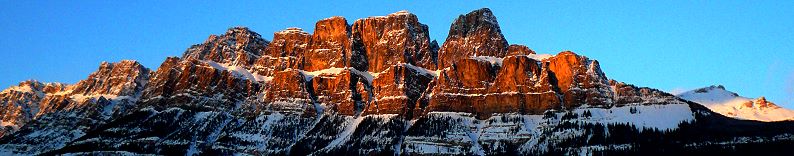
[677, 85, 794, 122]
[2, 8, 794, 155]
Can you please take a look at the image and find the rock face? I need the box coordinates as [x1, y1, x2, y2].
[0, 60, 150, 153]
[366, 64, 434, 116]
[0, 81, 65, 137]
[3, 8, 794, 156]
[140, 57, 260, 109]
[484, 56, 560, 115]
[424, 58, 498, 116]
[1, 60, 150, 136]
[70, 60, 150, 99]
[252, 28, 311, 76]
[304, 17, 352, 71]
[310, 69, 368, 116]
[351, 11, 437, 72]
[262, 69, 315, 115]
[437, 8, 509, 69]
[546, 51, 613, 108]
[745, 97, 780, 109]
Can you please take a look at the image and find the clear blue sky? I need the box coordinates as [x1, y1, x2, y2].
[1, 1, 792, 108]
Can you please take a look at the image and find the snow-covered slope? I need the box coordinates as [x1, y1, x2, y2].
[677, 85, 794, 122]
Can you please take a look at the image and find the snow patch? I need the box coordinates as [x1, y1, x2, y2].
[470, 56, 503, 66]
[403, 63, 438, 77]
[526, 53, 554, 61]
[203, 60, 270, 82]
[275, 27, 309, 35]
[390, 10, 412, 16]
[299, 67, 347, 81]
[349, 68, 375, 83]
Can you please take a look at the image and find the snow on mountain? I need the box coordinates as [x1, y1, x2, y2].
[203, 60, 272, 82]
[572, 103, 694, 131]
[677, 85, 794, 121]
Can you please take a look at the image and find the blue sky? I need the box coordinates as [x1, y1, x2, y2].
[1, 1, 792, 108]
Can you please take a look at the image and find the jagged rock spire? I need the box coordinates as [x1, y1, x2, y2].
[437, 8, 509, 69]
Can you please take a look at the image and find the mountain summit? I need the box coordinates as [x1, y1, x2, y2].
[1, 8, 793, 155]
[677, 85, 794, 121]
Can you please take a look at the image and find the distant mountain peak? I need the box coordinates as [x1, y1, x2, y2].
[678, 85, 794, 121]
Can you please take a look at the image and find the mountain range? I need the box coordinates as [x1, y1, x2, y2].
[1, 8, 793, 155]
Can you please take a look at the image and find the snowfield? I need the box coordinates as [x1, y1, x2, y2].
[677, 85, 794, 122]
[571, 103, 695, 131]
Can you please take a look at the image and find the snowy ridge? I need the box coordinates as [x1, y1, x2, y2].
[677, 85, 794, 121]
[677, 85, 744, 106]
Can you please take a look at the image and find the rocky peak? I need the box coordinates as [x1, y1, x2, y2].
[351, 10, 437, 72]
[694, 85, 731, 94]
[450, 8, 500, 35]
[438, 8, 509, 69]
[1, 80, 68, 138]
[70, 60, 150, 97]
[182, 27, 269, 67]
[700, 85, 742, 97]
[1, 80, 42, 95]
[304, 16, 352, 71]
[1, 81, 44, 137]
